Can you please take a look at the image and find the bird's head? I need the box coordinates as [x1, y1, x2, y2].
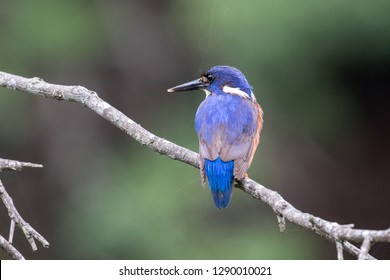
[168, 65, 255, 101]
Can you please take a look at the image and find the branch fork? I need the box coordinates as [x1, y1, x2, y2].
[0, 158, 49, 259]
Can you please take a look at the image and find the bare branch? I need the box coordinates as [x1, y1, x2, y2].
[0, 71, 199, 168]
[276, 214, 286, 233]
[9, 220, 15, 243]
[336, 240, 344, 260]
[0, 158, 43, 172]
[358, 237, 373, 260]
[0, 179, 50, 251]
[0, 158, 47, 258]
[238, 178, 383, 259]
[0, 234, 25, 260]
[1, 70, 389, 259]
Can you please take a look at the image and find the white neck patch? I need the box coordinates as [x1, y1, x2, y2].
[222, 85, 256, 101]
[203, 89, 211, 97]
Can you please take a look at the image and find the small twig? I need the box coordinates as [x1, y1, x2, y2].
[358, 237, 373, 260]
[9, 220, 15, 243]
[0, 235, 25, 260]
[276, 214, 286, 233]
[0, 158, 43, 172]
[312, 218, 390, 243]
[344, 241, 375, 260]
[336, 240, 344, 260]
[0, 179, 50, 251]
[0, 157, 48, 258]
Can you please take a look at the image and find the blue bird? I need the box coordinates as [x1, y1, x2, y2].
[168, 66, 263, 209]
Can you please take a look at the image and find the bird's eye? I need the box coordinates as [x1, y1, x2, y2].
[207, 74, 214, 82]
[201, 74, 214, 84]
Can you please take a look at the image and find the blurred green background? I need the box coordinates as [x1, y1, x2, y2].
[1, 0, 389, 259]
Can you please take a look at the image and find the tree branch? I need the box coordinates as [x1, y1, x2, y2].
[0, 158, 47, 258]
[0, 158, 43, 172]
[0, 177, 50, 252]
[0, 234, 25, 260]
[1, 70, 389, 259]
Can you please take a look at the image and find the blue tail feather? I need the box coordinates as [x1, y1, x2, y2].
[205, 156, 234, 209]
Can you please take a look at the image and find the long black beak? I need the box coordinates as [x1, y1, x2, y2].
[167, 78, 207, 93]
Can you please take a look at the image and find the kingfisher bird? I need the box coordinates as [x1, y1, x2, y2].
[168, 66, 263, 209]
